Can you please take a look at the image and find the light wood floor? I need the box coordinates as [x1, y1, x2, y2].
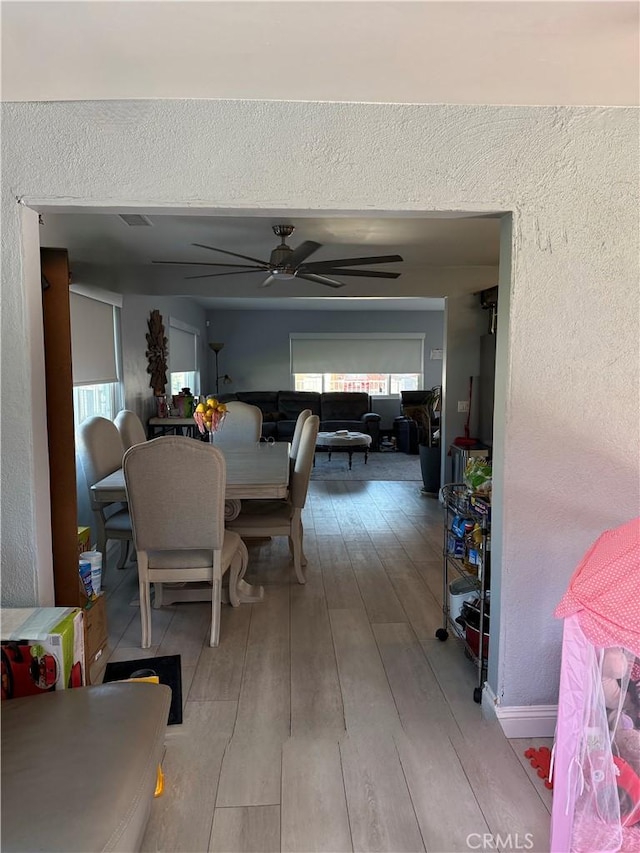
[94, 479, 552, 853]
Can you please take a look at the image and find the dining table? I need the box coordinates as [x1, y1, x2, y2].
[91, 441, 291, 605]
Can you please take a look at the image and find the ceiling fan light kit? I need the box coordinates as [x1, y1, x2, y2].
[153, 224, 403, 289]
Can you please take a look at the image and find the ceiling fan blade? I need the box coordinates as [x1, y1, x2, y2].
[295, 272, 345, 289]
[153, 260, 265, 269]
[312, 268, 401, 279]
[289, 240, 322, 266]
[184, 269, 267, 280]
[191, 242, 270, 266]
[303, 254, 403, 269]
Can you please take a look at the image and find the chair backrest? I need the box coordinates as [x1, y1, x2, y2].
[77, 416, 126, 506]
[210, 401, 262, 448]
[289, 408, 312, 461]
[290, 415, 319, 509]
[123, 436, 226, 552]
[114, 409, 147, 451]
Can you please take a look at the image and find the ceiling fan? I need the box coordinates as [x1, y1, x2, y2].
[153, 224, 403, 289]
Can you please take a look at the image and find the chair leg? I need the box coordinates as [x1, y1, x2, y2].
[228, 543, 247, 608]
[117, 539, 129, 570]
[153, 582, 163, 609]
[300, 520, 308, 567]
[140, 580, 152, 648]
[210, 577, 222, 647]
[290, 526, 306, 585]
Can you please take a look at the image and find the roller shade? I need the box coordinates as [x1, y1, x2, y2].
[69, 292, 118, 386]
[169, 324, 197, 373]
[290, 334, 424, 374]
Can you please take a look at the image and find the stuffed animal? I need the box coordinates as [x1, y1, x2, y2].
[602, 647, 630, 711]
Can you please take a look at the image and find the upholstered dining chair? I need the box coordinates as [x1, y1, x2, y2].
[114, 409, 147, 452]
[77, 416, 133, 572]
[123, 436, 248, 648]
[226, 415, 319, 584]
[210, 401, 262, 449]
[289, 408, 312, 465]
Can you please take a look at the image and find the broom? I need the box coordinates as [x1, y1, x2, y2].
[453, 376, 478, 447]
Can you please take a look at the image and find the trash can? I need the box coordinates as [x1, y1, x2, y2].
[448, 576, 478, 632]
[394, 417, 418, 454]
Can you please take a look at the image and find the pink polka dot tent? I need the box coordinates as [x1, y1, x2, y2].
[551, 517, 640, 853]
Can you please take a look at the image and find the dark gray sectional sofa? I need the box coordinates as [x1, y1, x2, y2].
[220, 390, 381, 449]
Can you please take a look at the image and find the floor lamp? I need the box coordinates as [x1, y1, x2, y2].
[209, 342, 232, 396]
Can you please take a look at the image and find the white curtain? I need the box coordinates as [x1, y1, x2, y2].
[170, 324, 197, 372]
[69, 292, 118, 386]
[290, 333, 424, 374]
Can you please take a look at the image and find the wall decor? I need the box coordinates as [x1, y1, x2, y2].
[146, 309, 168, 396]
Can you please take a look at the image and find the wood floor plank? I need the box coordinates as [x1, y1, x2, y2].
[510, 737, 554, 814]
[380, 556, 443, 641]
[373, 623, 491, 850]
[340, 730, 425, 853]
[141, 700, 236, 853]
[329, 608, 400, 731]
[348, 546, 407, 624]
[157, 601, 211, 666]
[290, 573, 345, 737]
[281, 736, 352, 853]
[321, 555, 365, 611]
[209, 806, 280, 853]
[189, 604, 252, 701]
[216, 586, 290, 806]
[116, 602, 175, 650]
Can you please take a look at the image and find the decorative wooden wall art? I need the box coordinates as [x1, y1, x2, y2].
[146, 309, 168, 396]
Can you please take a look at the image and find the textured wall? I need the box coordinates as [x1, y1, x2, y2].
[1, 100, 638, 707]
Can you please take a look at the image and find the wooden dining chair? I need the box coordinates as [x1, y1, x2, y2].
[77, 416, 133, 573]
[123, 436, 248, 647]
[114, 409, 147, 452]
[210, 401, 262, 448]
[226, 415, 319, 584]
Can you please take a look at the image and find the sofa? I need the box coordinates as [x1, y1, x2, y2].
[1, 682, 171, 852]
[221, 391, 381, 448]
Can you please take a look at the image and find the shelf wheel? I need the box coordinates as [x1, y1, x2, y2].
[473, 686, 483, 704]
[435, 628, 448, 641]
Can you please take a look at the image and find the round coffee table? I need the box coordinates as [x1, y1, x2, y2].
[315, 431, 372, 470]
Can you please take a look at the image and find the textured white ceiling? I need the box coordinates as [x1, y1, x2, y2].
[2, 1, 638, 106]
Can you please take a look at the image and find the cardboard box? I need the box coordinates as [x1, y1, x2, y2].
[77, 526, 91, 557]
[1, 607, 85, 700]
[82, 592, 108, 676]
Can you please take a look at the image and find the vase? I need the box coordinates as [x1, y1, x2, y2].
[419, 443, 441, 494]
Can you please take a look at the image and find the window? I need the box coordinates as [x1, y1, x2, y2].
[294, 373, 421, 395]
[169, 319, 200, 396]
[290, 333, 424, 397]
[69, 288, 123, 428]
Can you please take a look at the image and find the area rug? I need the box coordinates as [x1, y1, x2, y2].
[311, 451, 422, 481]
[103, 654, 183, 724]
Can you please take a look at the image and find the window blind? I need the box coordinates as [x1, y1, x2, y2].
[290, 334, 424, 374]
[69, 292, 118, 386]
[170, 324, 197, 373]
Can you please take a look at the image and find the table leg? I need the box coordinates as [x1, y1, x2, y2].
[348, 450, 353, 470]
[364, 449, 369, 464]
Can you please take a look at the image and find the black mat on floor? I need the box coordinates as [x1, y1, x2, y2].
[103, 654, 182, 725]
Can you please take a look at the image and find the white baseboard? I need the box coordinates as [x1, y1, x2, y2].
[482, 683, 557, 739]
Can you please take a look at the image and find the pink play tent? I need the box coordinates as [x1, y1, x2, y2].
[551, 516, 640, 853]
